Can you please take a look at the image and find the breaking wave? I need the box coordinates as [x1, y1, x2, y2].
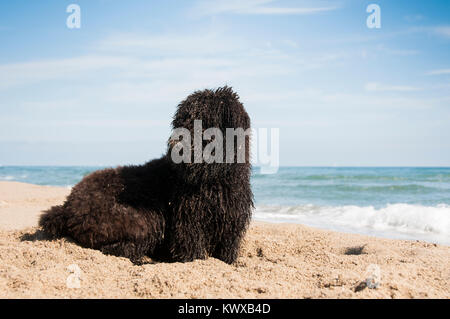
[254, 203, 450, 245]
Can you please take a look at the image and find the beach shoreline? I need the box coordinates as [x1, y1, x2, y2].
[0, 181, 449, 298]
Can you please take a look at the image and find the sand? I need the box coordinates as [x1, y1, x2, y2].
[0, 181, 449, 299]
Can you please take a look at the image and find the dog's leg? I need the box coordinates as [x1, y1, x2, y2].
[64, 205, 165, 264]
[212, 216, 249, 264]
[171, 237, 207, 262]
[166, 219, 207, 262]
[98, 210, 165, 265]
[212, 235, 242, 264]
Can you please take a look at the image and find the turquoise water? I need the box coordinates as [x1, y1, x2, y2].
[253, 167, 450, 208]
[1, 166, 449, 245]
[0, 166, 103, 187]
[251, 167, 450, 245]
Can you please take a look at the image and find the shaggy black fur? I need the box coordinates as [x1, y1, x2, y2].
[39, 86, 253, 264]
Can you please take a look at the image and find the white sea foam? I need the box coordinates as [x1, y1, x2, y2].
[0, 175, 15, 181]
[254, 203, 450, 245]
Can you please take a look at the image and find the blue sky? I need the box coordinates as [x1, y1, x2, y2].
[0, 0, 449, 166]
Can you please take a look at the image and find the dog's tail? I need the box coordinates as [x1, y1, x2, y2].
[39, 205, 68, 238]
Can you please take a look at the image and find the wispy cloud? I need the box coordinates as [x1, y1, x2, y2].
[364, 82, 421, 92]
[0, 53, 291, 92]
[97, 32, 246, 55]
[236, 6, 337, 15]
[433, 26, 450, 38]
[0, 56, 133, 89]
[1, 29, 352, 91]
[403, 14, 424, 22]
[427, 69, 450, 76]
[375, 44, 420, 56]
[190, 0, 338, 17]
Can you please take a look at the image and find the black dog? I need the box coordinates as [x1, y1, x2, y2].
[39, 87, 253, 264]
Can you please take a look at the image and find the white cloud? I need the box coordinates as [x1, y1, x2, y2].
[0, 56, 133, 89]
[282, 39, 299, 48]
[191, 0, 337, 16]
[404, 14, 424, 22]
[319, 92, 437, 110]
[238, 6, 337, 15]
[364, 82, 421, 92]
[0, 54, 243, 91]
[433, 26, 450, 38]
[375, 44, 419, 56]
[97, 32, 246, 55]
[427, 69, 450, 76]
[0, 29, 349, 91]
[251, 89, 437, 110]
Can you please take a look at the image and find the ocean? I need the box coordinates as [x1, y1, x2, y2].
[1, 166, 449, 245]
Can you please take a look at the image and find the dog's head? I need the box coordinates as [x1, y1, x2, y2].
[167, 86, 251, 185]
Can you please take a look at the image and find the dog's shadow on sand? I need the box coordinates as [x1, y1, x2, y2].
[20, 228, 79, 247]
[19, 229, 159, 265]
[20, 229, 54, 242]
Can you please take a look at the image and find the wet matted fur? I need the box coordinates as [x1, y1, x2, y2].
[39, 86, 254, 264]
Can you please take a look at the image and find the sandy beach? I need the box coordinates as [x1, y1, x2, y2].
[0, 181, 448, 299]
